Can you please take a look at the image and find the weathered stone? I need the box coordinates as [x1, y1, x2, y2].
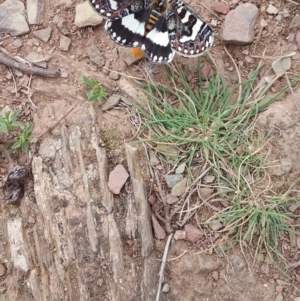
[108, 164, 129, 194]
[213, 2, 230, 15]
[12, 39, 22, 48]
[53, 15, 69, 35]
[87, 44, 104, 67]
[175, 163, 185, 174]
[171, 177, 187, 197]
[209, 220, 223, 231]
[102, 94, 121, 110]
[151, 215, 166, 240]
[266, 4, 278, 15]
[109, 71, 120, 80]
[222, 3, 259, 44]
[75, 1, 103, 27]
[165, 194, 179, 205]
[59, 35, 71, 51]
[174, 230, 186, 240]
[289, 14, 300, 29]
[165, 174, 183, 188]
[33, 27, 52, 42]
[272, 57, 291, 75]
[25, 52, 47, 68]
[184, 224, 203, 243]
[0, 0, 29, 36]
[27, 0, 44, 24]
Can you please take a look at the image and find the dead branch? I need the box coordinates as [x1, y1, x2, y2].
[0, 53, 60, 77]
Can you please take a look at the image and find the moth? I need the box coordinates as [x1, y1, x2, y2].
[89, 0, 213, 63]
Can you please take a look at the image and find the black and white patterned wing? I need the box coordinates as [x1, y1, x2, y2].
[105, 9, 174, 63]
[167, 0, 213, 57]
[89, 0, 152, 20]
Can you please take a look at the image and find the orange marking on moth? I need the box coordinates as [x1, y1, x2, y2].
[131, 47, 145, 59]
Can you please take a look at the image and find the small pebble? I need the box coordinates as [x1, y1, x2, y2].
[12, 39, 22, 48]
[162, 283, 170, 293]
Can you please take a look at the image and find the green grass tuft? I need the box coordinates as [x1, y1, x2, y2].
[133, 58, 300, 274]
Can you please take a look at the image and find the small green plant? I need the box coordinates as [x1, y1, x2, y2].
[81, 76, 108, 103]
[0, 110, 24, 133]
[12, 124, 36, 153]
[0, 110, 35, 152]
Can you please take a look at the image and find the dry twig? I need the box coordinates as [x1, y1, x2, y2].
[0, 53, 60, 77]
[155, 233, 173, 301]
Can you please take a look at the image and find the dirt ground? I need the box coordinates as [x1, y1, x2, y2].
[1, 0, 300, 300]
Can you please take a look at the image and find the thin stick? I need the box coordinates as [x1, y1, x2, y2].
[155, 233, 173, 301]
[37, 104, 77, 140]
[0, 53, 60, 77]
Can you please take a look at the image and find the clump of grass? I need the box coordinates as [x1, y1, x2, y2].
[81, 75, 108, 104]
[133, 58, 300, 273]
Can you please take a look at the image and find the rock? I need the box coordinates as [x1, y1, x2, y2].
[25, 52, 47, 68]
[212, 271, 219, 281]
[175, 163, 185, 174]
[276, 286, 284, 293]
[162, 283, 170, 293]
[12, 39, 22, 48]
[27, 0, 44, 24]
[0, 0, 29, 36]
[272, 57, 291, 75]
[209, 220, 223, 231]
[276, 280, 286, 286]
[0, 263, 7, 277]
[222, 3, 259, 45]
[155, 145, 178, 159]
[199, 187, 213, 200]
[171, 177, 187, 197]
[266, 4, 278, 15]
[108, 164, 129, 194]
[148, 195, 156, 205]
[165, 174, 183, 188]
[87, 44, 105, 67]
[294, 298, 300, 301]
[213, 2, 230, 15]
[177, 252, 219, 274]
[149, 150, 160, 166]
[296, 32, 300, 50]
[60, 69, 68, 78]
[211, 19, 218, 27]
[151, 215, 166, 240]
[289, 14, 300, 29]
[174, 230, 186, 240]
[184, 223, 203, 243]
[109, 71, 120, 80]
[119, 47, 141, 66]
[297, 237, 300, 249]
[75, 1, 103, 27]
[53, 15, 69, 35]
[102, 94, 121, 110]
[165, 194, 179, 205]
[203, 175, 215, 183]
[33, 27, 52, 42]
[289, 204, 299, 212]
[275, 293, 283, 301]
[59, 35, 71, 51]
